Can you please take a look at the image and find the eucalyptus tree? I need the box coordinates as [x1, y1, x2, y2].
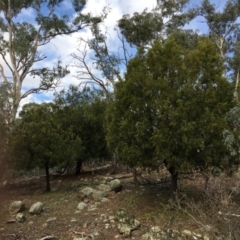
[11, 102, 82, 191]
[0, 0, 102, 126]
[107, 37, 233, 197]
[70, 0, 197, 101]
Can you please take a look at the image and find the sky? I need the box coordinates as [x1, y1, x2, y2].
[15, 0, 159, 111]
[0, 0, 227, 113]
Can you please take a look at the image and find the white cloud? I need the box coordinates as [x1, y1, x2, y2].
[1, 0, 157, 111]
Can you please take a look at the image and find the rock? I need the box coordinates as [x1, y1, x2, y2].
[46, 217, 57, 223]
[98, 184, 111, 192]
[109, 179, 122, 192]
[29, 202, 44, 214]
[117, 212, 140, 238]
[101, 197, 110, 203]
[71, 218, 77, 222]
[81, 187, 106, 200]
[81, 187, 95, 197]
[100, 214, 108, 221]
[105, 223, 110, 229]
[151, 226, 161, 234]
[87, 204, 97, 211]
[77, 202, 87, 211]
[16, 213, 26, 222]
[182, 229, 192, 237]
[91, 190, 107, 201]
[118, 223, 132, 238]
[103, 176, 114, 181]
[9, 201, 25, 214]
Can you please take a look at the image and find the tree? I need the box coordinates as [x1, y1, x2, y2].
[107, 37, 233, 197]
[0, 0, 102, 126]
[54, 85, 110, 174]
[185, 0, 240, 98]
[10, 102, 82, 191]
[71, 0, 198, 99]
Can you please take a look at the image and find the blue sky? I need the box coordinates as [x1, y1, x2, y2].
[0, 0, 230, 112]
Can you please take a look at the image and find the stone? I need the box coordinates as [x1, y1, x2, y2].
[105, 223, 110, 229]
[91, 190, 107, 201]
[98, 184, 111, 192]
[100, 214, 108, 221]
[29, 202, 44, 214]
[151, 226, 161, 234]
[77, 202, 87, 210]
[81, 187, 95, 197]
[16, 213, 26, 222]
[46, 217, 57, 223]
[88, 204, 97, 211]
[9, 201, 25, 214]
[81, 187, 106, 201]
[109, 179, 122, 192]
[182, 230, 192, 236]
[118, 223, 132, 238]
[101, 197, 110, 203]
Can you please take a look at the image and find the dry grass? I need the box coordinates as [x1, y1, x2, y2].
[0, 169, 240, 239]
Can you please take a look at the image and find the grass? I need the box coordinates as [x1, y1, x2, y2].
[1, 170, 240, 239]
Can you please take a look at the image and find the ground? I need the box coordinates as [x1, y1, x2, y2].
[0, 168, 239, 240]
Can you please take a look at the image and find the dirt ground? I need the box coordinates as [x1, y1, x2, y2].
[0, 170, 210, 240]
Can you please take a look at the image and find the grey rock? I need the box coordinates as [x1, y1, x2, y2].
[100, 214, 108, 221]
[91, 190, 107, 201]
[46, 217, 57, 223]
[98, 184, 111, 192]
[88, 204, 97, 211]
[182, 230, 192, 237]
[109, 179, 122, 192]
[77, 202, 87, 210]
[71, 218, 77, 222]
[29, 202, 43, 214]
[81, 187, 106, 200]
[118, 223, 132, 238]
[9, 201, 25, 214]
[16, 213, 26, 222]
[101, 197, 110, 203]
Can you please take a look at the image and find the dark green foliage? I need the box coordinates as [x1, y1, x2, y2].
[11, 102, 82, 190]
[118, 0, 195, 48]
[118, 9, 164, 47]
[54, 86, 110, 166]
[107, 37, 233, 194]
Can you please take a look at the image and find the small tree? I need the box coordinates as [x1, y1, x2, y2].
[54, 85, 110, 174]
[11, 102, 82, 191]
[107, 37, 233, 198]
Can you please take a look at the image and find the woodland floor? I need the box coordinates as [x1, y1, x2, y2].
[0, 168, 239, 240]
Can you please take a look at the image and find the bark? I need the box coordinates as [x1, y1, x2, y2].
[168, 166, 178, 200]
[45, 160, 50, 192]
[75, 159, 82, 175]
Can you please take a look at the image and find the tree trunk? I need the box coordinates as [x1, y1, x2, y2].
[45, 160, 50, 192]
[168, 166, 178, 200]
[75, 159, 82, 175]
